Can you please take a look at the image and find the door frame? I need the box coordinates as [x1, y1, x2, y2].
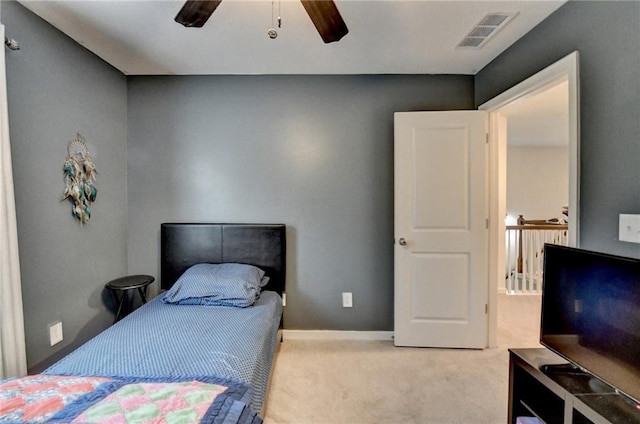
[479, 51, 580, 347]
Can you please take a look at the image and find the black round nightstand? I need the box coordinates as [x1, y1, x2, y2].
[105, 274, 155, 323]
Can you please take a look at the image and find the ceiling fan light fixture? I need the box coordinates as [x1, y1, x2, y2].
[174, 0, 349, 44]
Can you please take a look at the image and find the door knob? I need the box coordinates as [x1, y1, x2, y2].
[398, 237, 407, 246]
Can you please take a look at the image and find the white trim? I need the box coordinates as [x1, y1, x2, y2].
[479, 51, 580, 349]
[0, 24, 28, 378]
[480, 51, 579, 247]
[282, 330, 394, 341]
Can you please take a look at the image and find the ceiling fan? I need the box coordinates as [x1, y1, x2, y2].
[174, 0, 349, 43]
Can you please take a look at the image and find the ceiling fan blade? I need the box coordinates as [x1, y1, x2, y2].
[300, 0, 349, 43]
[175, 0, 222, 28]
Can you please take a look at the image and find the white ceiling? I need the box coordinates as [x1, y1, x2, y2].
[18, 0, 566, 75]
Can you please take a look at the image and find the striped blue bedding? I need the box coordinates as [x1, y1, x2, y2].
[44, 291, 283, 413]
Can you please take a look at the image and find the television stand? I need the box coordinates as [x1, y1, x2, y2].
[509, 348, 640, 424]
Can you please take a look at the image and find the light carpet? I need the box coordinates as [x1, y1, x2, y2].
[263, 293, 542, 424]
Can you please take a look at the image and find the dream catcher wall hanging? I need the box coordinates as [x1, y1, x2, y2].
[61, 132, 97, 224]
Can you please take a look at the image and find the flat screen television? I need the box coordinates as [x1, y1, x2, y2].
[540, 244, 640, 403]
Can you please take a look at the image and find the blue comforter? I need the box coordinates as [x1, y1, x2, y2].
[44, 291, 283, 413]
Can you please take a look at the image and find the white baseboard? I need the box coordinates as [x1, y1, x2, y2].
[282, 330, 394, 341]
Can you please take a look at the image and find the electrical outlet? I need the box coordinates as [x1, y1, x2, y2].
[49, 321, 63, 346]
[342, 292, 353, 308]
[619, 214, 640, 244]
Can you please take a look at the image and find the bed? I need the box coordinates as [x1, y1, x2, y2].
[0, 223, 285, 424]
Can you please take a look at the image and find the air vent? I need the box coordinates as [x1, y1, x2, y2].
[457, 12, 517, 49]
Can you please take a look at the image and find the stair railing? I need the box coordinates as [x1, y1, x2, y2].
[505, 215, 568, 294]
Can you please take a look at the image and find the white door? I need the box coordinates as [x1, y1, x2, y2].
[394, 111, 488, 348]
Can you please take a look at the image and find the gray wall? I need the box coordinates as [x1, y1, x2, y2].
[3, 2, 128, 369]
[127, 75, 474, 330]
[476, 0, 640, 258]
[12, 0, 638, 367]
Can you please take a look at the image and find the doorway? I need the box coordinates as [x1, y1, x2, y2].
[502, 80, 570, 295]
[480, 51, 579, 347]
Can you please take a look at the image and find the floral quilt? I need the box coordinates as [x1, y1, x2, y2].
[0, 375, 261, 424]
[0, 375, 111, 423]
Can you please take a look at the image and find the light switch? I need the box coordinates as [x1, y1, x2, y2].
[619, 214, 640, 244]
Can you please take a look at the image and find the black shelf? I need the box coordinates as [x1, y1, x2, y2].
[514, 365, 565, 424]
[509, 348, 640, 424]
[541, 364, 616, 396]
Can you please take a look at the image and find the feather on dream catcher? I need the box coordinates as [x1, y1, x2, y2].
[61, 132, 97, 224]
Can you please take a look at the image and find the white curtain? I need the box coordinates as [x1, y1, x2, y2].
[0, 24, 27, 379]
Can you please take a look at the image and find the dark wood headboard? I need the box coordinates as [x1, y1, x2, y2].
[160, 223, 286, 295]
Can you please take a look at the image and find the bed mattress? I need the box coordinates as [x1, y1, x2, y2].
[44, 291, 283, 412]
